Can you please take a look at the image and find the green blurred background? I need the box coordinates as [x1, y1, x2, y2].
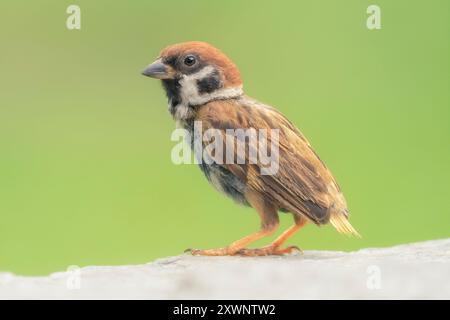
[0, 0, 449, 275]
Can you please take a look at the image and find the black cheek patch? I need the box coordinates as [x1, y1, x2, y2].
[196, 70, 222, 94]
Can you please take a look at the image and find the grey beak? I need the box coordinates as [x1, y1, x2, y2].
[141, 59, 170, 79]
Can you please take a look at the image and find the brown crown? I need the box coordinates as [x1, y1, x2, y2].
[160, 41, 242, 87]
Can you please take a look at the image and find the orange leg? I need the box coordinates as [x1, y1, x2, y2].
[188, 190, 280, 256]
[188, 224, 278, 256]
[236, 216, 307, 256]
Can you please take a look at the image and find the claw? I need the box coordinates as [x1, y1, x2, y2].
[186, 248, 205, 256]
[286, 245, 303, 255]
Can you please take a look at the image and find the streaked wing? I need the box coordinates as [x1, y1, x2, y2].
[196, 97, 346, 224]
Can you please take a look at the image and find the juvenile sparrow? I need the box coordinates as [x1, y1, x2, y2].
[142, 41, 359, 256]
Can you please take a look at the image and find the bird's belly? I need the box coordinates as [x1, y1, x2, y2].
[198, 162, 248, 205]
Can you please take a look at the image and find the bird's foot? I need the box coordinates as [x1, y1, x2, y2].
[185, 244, 302, 257]
[235, 245, 302, 257]
[185, 247, 239, 256]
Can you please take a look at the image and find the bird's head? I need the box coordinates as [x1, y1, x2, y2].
[142, 42, 243, 109]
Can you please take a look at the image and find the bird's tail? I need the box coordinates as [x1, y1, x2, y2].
[329, 211, 361, 237]
[327, 185, 360, 237]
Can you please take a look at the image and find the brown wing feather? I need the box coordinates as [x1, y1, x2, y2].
[195, 96, 349, 226]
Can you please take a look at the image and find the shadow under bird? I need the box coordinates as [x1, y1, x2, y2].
[142, 41, 359, 256]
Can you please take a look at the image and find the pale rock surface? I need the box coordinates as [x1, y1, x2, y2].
[0, 239, 449, 299]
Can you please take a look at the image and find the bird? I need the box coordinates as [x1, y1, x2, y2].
[142, 41, 359, 256]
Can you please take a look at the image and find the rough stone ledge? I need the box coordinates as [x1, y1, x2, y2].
[1, 239, 449, 299]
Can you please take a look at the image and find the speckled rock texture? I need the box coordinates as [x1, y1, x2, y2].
[1, 239, 449, 299]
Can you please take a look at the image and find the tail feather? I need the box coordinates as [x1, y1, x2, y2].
[329, 212, 361, 237]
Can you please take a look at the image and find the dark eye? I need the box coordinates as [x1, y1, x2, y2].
[184, 55, 196, 66]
